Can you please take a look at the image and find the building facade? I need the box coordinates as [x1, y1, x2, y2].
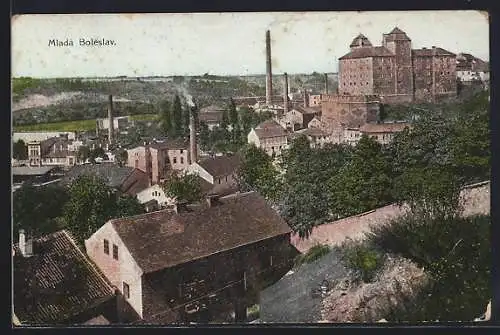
[27, 136, 78, 168]
[247, 120, 289, 157]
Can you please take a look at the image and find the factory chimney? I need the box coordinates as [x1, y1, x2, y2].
[283, 73, 289, 115]
[324, 73, 329, 94]
[265, 30, 273, 106]
[303, 89, 309, 107]
[189, 107, 198, 164]
[108, 95, 114, 145]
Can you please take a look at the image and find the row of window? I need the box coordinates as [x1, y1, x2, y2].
[172, 157, 184, 164]
[104, 239, 119, 260]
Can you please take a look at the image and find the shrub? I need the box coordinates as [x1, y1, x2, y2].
[369, 214, 491, 321]
[340, 240, 384, 283]
[294, 244, 331, 267]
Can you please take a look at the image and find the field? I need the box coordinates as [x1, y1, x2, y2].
[13, 114, 158, 132]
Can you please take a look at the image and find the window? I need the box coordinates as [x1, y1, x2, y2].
[104, 239, 109, 255]
[217, 178, 221, 184]
[180, 157, 184, 164]
[225, 176, 228, 182]
[123, 282, 130, 299]
[113, 244, 119, 260]
[135, 160, 139, 168]
[180, 149, 184, 154]
[173, 157, 177, 164]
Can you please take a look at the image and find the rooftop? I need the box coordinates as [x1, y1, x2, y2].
[109, 191, 292, 273]
[412, 47, 456, 57]
[12, 166, 56, 176]
[197, 154, 242, 178]
[359, 122, 410, 133]
[253, 119, 288, 139]
[13, 230, 115, 325]
[60, 163, 135, 190]
[294, 127, 330, 138]
[339, 46, 394, 60]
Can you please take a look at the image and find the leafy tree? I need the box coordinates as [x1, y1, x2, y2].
[221, 107, 230, 130]
[61, 175, 144, 244]
[13, 139, 28, 160]
[228, 98, 238, 128]
[199, 121, 210, 151]
[162, 171, 203, 204]
[91, 147, 107, 160]
[171, 95, 183, 138]
[115, 149, 128, 167]
[13, 184, 69, 237]
[237, 144, 282, 202]
[158, 99, 172, 136]
[329, 135, 393, 218]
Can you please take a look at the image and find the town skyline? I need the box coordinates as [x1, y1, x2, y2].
[12, 11, 489, 78]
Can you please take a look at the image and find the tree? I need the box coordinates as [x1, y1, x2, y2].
[13, 139, 28, 160]
[199, 121, 210, 152]
[329, 135, 393, 218]
[171, 95, 183, 138]
[91, 147, 107, 160]
[221, 107, 230, 130]
[60, 175, 144, 244]
[115, 149, 128, 167]
[237, 144, 282, 202]
[162, 171, 203, 204]
[158, 99, 172, 136]
[228, 98, 238, 128]
[13, 184, 69, 237]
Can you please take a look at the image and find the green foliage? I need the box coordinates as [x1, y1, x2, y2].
[369, 214, 491, 321]
[12, 77, 42, 95]
[294, 244, 331, 267]
[14, 119, 97, 132]
[158, 100, 172, 136]
[228, 98, 238, 128]
[115, 149, 128, 167]
[199, 121, 210, 151]
[329, 135, 393, 218]
[171, 95, 183, 138]
[13, 184, 70, 237]
[12, 140, 28, 160]
[340, 240, 384, 283]
[61, 175, 144, 244]
[237, 144, 282, 202]
[162, 171, 203, 203]
[77, 145, 91, 163]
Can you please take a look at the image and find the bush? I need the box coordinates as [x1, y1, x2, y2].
[294, 244, 331, 267]
[340, 240, 384, 283]
[368, 214, 491, 321]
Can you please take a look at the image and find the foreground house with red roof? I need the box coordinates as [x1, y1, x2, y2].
[84, 191, 295, 323]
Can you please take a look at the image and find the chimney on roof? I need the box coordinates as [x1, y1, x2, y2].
[324, 73, 329, 94]
[189, 107, 198, 164]
[174, 200, 189, 214]
[283, 73, 289, 115]
[206, 194, 221, 208]
[265, 30, 273, 106]
[108, 95, 114, 145]
[19, 229, 33, 258]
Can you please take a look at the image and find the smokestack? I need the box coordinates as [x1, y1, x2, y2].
[19, 229, 33, 258]
[189, 108, 197, 164]
[108, 95, 114, 145]
[265, 30, 273, 106]
[303, 89, 309, 107]
[283, 73, 289, 114]
[324, 73, 329, 94]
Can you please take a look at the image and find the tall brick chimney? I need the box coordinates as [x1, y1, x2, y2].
[108, 95, 114, 145]
[324, 73, 329, 94]
[265, 30, 273, 106]
[303, 89, 309, 107]
[189, 108, 197, 164]
[283, 73, 289, 115]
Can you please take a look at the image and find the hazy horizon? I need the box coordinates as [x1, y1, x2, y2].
[12, 11, 489, 78]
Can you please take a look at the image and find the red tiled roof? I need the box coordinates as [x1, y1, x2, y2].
[110, 192, 292, 273]
[13, 230, 115, 324]
[198, 154, 241, 178]
[339, 46, 394, 60]
[254, 119, 287, 139]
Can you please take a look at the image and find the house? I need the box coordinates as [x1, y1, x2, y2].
[136, 184, 175, 209]
[96, 116, 130, 133]
[278, 106, 320, 131]
[127, 139, 191, 185]
[12, 166, 63, 185]
[291, 128, 332, 148]
[185, 154, 242, 196]
[59, 163, 150, 196]
[198, 105, 228, 130]
[13, 229, 139, 325]
[13, 131, 77, 144]
[247, 120, 289, 157]
[84, 192, 295, 324]
[456, 53, 490, 83]
[307, 115, 324, 129]
[27, 135, 78, 168]
[308, 94, 323, 107]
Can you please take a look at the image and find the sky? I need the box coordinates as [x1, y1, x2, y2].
[11, 11, 489, 78]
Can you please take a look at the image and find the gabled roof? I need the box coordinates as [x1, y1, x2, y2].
[149, 138, 189, 150]
[60, 163, 135, 190]
[339, 46, 394, 60]
[13, 230, 115, 325]
[253, 119, 287, 139]
[197, 154, 241, 178]
[294, 127, 330, 138]
[109, 191, 292, 273]
[349, 34, 372, 48]
[12, 166, 56, 176]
